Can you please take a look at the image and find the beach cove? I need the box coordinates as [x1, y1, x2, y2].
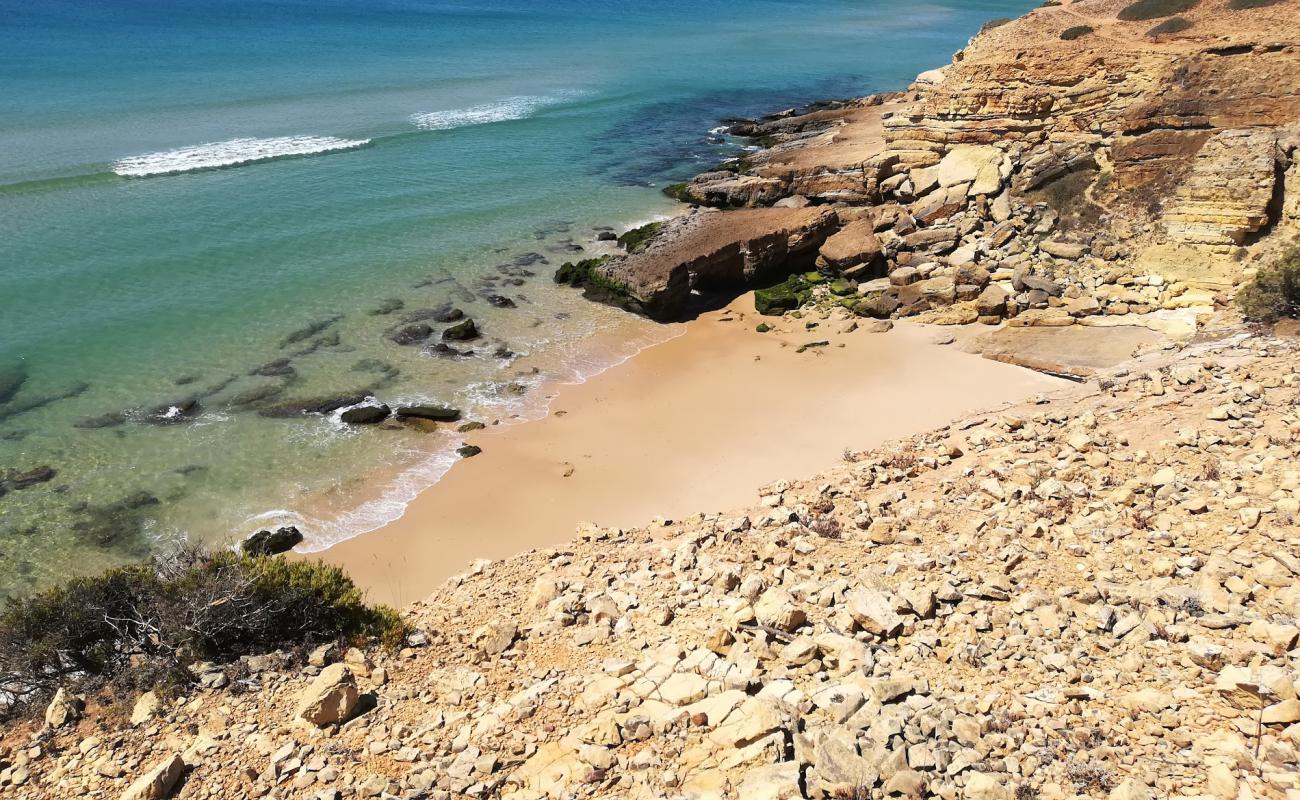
[322, 296, 1064, 607]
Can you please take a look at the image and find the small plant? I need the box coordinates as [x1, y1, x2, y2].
[1015, 784, 1040, 800]
[1067, 762, 1116, 793]
[1060, 24, 1095, 40]
[0, 546, 405, 720]
[1118, 0, 1198, 19]
[1235, 239, 1300, 323]
[1147, 16, 1194, 35]
[1227, 0, 1280, 8]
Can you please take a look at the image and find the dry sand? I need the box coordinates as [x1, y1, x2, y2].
[321, 296, 1064, 606]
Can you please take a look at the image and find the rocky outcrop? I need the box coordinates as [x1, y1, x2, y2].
[588, 207, 838, 320]
[1163, 129, 1281, 247]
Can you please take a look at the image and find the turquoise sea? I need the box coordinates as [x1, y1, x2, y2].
[0, 0, 1033, 594]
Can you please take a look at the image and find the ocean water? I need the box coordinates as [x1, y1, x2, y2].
[0, 0, 1034, 595]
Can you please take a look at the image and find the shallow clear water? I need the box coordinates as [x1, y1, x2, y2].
[0, 0, 1034, 594]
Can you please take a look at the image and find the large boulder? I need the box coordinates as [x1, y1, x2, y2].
[754, 589, 807, 632]
[818, 220, 883, 275]
[241, 526, 303, 556]
[935, 145, 1009, 196]
[590, 207, 838, 320]
[120, 753, 184, 800]
[295, 663, 361, 727]
[846, 587, 904, 638]
[44, 688, 81, 729]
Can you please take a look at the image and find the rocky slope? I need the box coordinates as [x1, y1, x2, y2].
[12, 323, 1300, 800]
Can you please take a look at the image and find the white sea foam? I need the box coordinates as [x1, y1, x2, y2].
[409, 95, 563, 131]
[112, 135, 371, 177]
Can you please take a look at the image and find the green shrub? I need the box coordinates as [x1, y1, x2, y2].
[1227, 0, 1280, 8]
[1061, 24, 1095, 40]
[1236, 240, 1300, 323]
[980, 17, 1013, 33]
[1147, 16, 1194, 34]
[0, 547, 405, 719]
[1118, 0, 1198, 20]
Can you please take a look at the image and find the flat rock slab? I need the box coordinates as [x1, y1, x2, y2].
[966, 324, 1164, 379]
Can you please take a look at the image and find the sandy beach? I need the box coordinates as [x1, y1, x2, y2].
[322, 295, 1064, 606]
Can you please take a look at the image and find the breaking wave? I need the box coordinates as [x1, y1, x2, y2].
[112, 135, 371, 177]
[409, 95, 566, 131]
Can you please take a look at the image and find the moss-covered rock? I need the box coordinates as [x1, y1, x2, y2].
[755, 322, 771, 333]
[829, 279, 857, 297]
[553, 256, 643, 314]
[754, 275, 813, 316]
[616, 222, 665, 254]
[662, 183, 695, 204]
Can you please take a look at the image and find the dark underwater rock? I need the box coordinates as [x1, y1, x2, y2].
[226, 383, 285, 408]
[395, 405, 461, 422]
[368, 298, 404, 316]
[251, 358, 295, 378]
[443, 319, 480, 341]
[280, 315, 343, 349]
[2, 465, 57, 491]
[0, 366, 26, 405]
[389, 323, 433, 345]
[258, 391, 372, 418]
[340, 404, 390, 424]
[71, 491, 160, 548]
[146, 397, 202, 425]
[75, 412, 128, 429]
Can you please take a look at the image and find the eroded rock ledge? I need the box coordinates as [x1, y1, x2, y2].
[571, 0, 1300, 328]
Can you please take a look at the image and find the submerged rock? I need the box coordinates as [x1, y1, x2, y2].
[226, 383, 285, 408]
[443, 318, 480, 341]
[241, 525, 304, 556]
[2, 465, 57, 491]
[0, 366, 28, 405]
[258, 392, 372, 418]
[71, 491, 160, 549]
[250, 358, 295, 378]
[428, 342, 472, 359]
[388, 323, 433, 345]
[146, 398, 201, 425]
[340, 404, 390, 425]
[280, 315, 342, 349]
[74, 412, 127, 429]
[395, 405, 461, 422]
[0, 381, 90, 424]
[367, 298, 404, 316]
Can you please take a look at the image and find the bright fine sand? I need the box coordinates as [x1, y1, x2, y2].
[322, 296, 1064, 606]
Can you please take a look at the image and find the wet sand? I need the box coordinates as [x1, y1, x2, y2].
[321, 296, 1064, 607]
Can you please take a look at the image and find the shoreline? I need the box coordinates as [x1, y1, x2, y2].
[318, 293, 1065, 607]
